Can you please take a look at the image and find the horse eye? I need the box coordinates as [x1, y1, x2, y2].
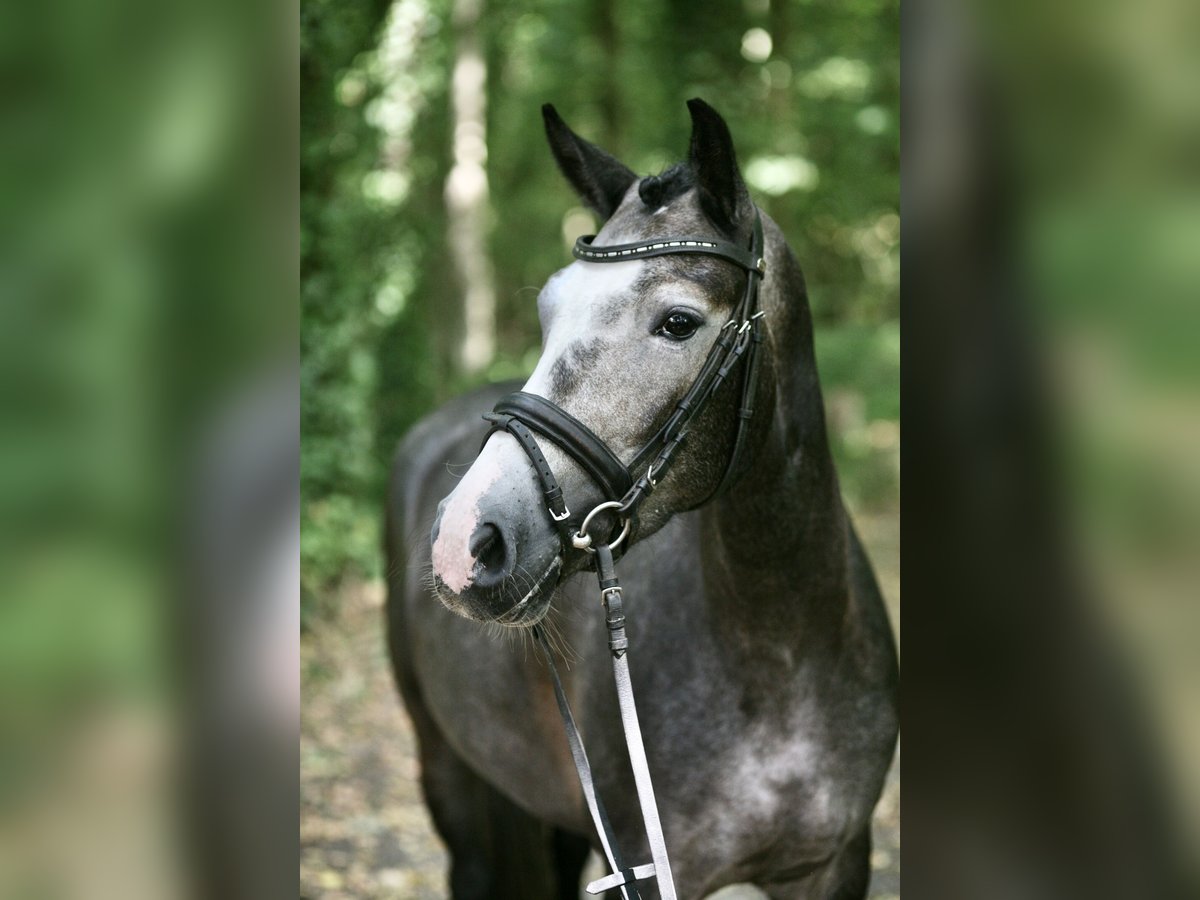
[657, 311, 701, 340]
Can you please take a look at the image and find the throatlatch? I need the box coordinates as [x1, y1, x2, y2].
[481, 211, 767, 900]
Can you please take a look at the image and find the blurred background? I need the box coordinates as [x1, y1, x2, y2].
[0, 0, 297, 896]
[903, 0, 1199, 894]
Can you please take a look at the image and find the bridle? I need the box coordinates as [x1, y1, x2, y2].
[484, 212, 766, 548]
[478, 210, 767, 900]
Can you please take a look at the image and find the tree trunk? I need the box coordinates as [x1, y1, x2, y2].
[445, 0, 495, 375]
[593, 0, 621, 148]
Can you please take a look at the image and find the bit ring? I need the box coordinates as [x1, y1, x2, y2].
[572, 500, 631, 552]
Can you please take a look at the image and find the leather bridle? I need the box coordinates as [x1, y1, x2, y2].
[483, 212, 766, 546]
[477, 210, 767, 900]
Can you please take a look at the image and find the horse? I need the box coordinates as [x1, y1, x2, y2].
[384, 99, 899, 900]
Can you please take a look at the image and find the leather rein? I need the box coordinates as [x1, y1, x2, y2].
[478, 211, 767, 900]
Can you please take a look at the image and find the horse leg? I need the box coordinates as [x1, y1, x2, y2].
[825, 827, 871, 900]
[551, 827, 593, 900]
[758, 827, 873, 900]
[406, 688, 568, 897]
[392, 655, 563, 899]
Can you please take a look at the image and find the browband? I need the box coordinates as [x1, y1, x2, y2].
[574, 233, 765, 275]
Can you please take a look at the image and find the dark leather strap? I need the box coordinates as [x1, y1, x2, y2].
[482, 413, 574, 542]
[574, 233, 764, 276]
[493, 391, 633, 502]
[713, 312, 765, 498]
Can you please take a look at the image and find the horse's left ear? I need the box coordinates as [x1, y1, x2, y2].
[687, 98, 753, 238]
[543, 104, 637, 220]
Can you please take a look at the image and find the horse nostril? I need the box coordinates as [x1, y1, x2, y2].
[469, 522, 511, 587]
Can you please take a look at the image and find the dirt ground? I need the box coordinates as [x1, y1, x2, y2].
[300, 512, 900, 899]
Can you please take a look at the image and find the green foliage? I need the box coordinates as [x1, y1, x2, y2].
[302, 0, 900, 615]
[814, 323, 901, 510]
[301, 0, 448, 612]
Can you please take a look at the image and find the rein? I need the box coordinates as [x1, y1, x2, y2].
[479, 211, 767, 900]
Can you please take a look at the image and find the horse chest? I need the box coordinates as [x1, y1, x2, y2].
[622, 651, 848, 870]
[657, 726, 848, 893]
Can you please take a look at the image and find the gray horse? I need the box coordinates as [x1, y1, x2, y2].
[385, 100, 898, 900]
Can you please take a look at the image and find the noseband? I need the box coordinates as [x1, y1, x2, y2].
[476, 211, 767, 900]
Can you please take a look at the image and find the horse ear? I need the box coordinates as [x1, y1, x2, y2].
[542, 104, 637, 220]
[686, 98, 753, 237]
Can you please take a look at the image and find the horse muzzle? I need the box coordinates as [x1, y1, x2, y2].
[429, 455, 563, 625]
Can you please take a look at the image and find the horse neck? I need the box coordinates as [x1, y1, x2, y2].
[699, 239, 850, 664]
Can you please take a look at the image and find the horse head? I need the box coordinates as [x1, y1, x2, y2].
[430, 99, 780, 625]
